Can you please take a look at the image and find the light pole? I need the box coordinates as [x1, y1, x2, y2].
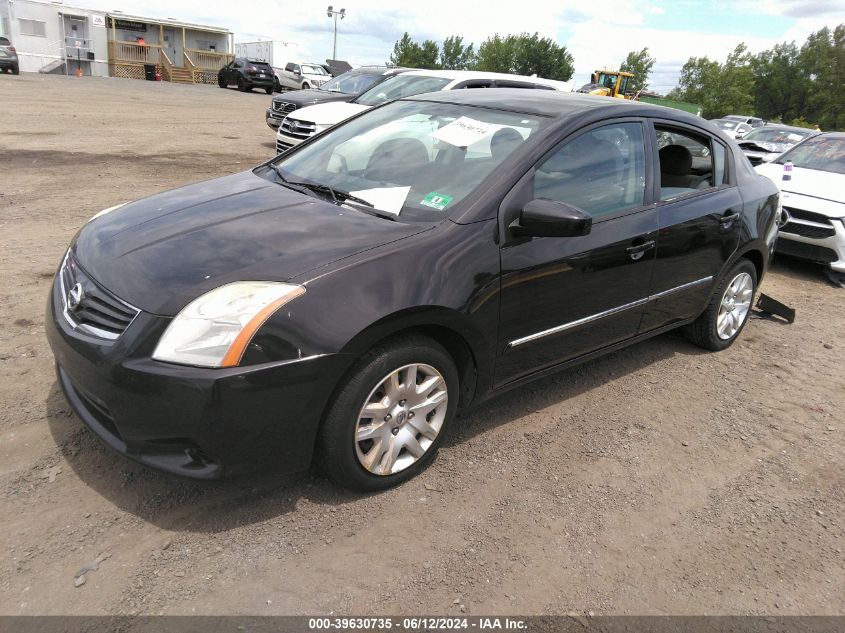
[326, 5, 345, 60]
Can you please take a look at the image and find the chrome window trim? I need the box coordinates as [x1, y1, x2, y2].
[507, 276, 713, 348]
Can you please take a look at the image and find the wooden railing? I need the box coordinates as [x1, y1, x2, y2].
[186, 48, 233, 71]
[109, 40, 161, 64]
[160, 48, 173, 81]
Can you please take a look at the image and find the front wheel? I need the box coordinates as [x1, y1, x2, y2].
[318, 334, 458, 491]
[265, 86, 273, 94]
[217, 75, 226, 88]
[684, 259, 757, 351]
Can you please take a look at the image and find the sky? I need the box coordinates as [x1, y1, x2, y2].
[67, 0, 845, 92]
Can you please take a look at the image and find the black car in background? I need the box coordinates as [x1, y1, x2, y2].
[47, 90, 780, 491]
[265, 66, 407, 129]
[0, 36, 19, 75]
[218, 58, 275, 94]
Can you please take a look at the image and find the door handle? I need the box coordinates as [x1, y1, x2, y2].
[626, 240, 655, 261]
[720, 210, 738, 228]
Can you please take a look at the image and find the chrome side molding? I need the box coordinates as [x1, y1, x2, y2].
[508, 276, 713, 348]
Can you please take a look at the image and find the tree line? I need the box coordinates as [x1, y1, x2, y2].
[388, 25, 843, 131]
[669, 25, 843, 129]
[389, 32, 575, 82]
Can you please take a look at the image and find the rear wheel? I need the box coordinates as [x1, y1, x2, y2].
[237, 77, 249, 92]
[684, 259, 757, 351]
[12, 65, 20, 75]
[318, 334, 458, 491]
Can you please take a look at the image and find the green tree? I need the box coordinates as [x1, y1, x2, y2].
[389, 32, 440, 69]
[673, 44, 754, 118]
[476, 32, 574, 81]
[750, 42, 807, 122]
[799, 25, 844, 130]
[620, 47, 656, 92]
[440, 35, 476, 70]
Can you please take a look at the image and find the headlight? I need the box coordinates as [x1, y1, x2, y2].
[152, 282, 305, 368]
[89, 203, 126, 223]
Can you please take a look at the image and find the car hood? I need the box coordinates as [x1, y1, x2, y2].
[271, 89, 352, 107]
[755, 163, 845, 217]
[73, 170, 431, 316]
[739, 140, 791, 154]
[286, 101, 370, 126]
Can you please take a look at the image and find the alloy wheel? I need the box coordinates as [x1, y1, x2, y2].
[354, 363, 448, 476]
[717, 272, 753, 340]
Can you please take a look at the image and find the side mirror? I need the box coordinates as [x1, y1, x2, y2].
[512, 199, 592, 238]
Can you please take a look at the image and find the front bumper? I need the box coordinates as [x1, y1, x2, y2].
[46, 270, 349, 479]
[265, 107, 283, 129]
[777, 217, 845, 272]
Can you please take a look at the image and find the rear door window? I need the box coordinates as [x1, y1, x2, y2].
[655, 127, 725, 200]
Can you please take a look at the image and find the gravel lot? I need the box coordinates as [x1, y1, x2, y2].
[1, 73, 843, 617]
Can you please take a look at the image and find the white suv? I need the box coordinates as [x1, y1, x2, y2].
[276, 69, 571, 153]
[274, 62, 332, 91]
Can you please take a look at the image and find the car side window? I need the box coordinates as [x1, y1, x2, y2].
[533, 122, 646, 218]
[656, 126, 723, 200]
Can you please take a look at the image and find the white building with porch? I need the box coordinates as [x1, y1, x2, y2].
[0, 0, 233, 83]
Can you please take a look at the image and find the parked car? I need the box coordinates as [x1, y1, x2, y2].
[721, 115, 765, 128]
[756, 132, 845, 272]
[0, 36, 19, 75]
[275, 69, 572, 153]
[711, 118, 753, 139]
[46, 90, 779, 490]
[737, 124, 817, 165]
[266, 67, 408, 130]
[273, 62, 332, 91]
[218, 58, 275, 94]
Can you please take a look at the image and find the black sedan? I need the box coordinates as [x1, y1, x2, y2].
[47, 90, 781, 491]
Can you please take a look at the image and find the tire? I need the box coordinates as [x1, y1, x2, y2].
[237, 77, 249, 92]
[217, 76, 226, 88]
[684, 259, 757, 351]
[12, 65, 20, 75]
[265, 87, 273, 95]
[318, 334, 459, 491]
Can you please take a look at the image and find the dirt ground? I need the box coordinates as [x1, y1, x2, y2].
[0, 73, 843, 617]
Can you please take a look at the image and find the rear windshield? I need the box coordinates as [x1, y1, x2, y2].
[355, 75, 452, 106]
[321, 71, 382, 94]
[249, 61, 272, 70]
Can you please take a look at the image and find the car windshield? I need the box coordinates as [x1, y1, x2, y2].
[742, 127, 811, 144]
[302, 64, 327, 75]
[264, 99, 548, 221]
[355, 75, 452, 106]
[776, 136, 845, 174]
[320, 71, 381, 94]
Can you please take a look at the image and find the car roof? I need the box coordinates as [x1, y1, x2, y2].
[408, 88, 709, 125]
[401, 68, 569, 87]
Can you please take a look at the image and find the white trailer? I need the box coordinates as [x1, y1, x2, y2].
[234, 40, 298, 67]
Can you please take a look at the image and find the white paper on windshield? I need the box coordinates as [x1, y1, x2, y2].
[432, 116, 498, 148]
[787, 133, 803, 142]
[348, 186, 411, 216]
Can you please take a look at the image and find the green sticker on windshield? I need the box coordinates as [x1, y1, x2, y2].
[420, 192, 453, 210]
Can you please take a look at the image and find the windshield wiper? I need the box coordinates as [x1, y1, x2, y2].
[271, 168, 396, 220]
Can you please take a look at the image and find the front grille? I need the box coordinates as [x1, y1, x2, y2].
[781, 222, 836, 239]
[59, 252, 139, 340]
[780, 206, 836, 239]
[272, 101, 297, 115]
[276, 140, 293, 154]
[784, 206, 834, 225]
[280, 116, 316, 140]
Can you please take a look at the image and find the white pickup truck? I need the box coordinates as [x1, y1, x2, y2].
[273, 62, 332, 91]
